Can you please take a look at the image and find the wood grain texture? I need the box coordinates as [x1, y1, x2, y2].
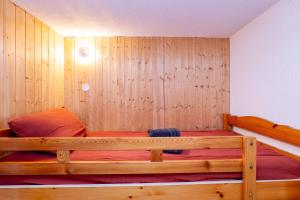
[0, 159, 242, 175]
[56, 150, 70, 163]
[151, 150, 163, 162]
[0, 1, 4, 127]
[243, 137, 257, 200]
[0, 0, 64, 128]
[0, 136, 243, 151]
[227, 114, 300, 146]
[64, 37, 229, 131]
[0, 180, 299, 200]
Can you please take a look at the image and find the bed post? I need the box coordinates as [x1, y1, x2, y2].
[243, 137, 257, 200]
[151, 150, 163, 162]
[57, 150, 70, 163]
[223, 114, 232, 131]
[0, 129, 13, 159]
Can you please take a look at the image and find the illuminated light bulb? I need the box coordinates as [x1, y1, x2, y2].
[76, 39, 94, 64]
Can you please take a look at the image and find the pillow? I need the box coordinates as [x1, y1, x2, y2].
[8, 108, 87, 137]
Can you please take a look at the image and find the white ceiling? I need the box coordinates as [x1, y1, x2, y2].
[13, 0, 279, 37]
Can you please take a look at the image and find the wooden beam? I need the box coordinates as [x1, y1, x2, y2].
[223, 113, 232, 131]
[0, 136, 243, 151]
[151, 150, 163, 162]
[57, 150, 70, 163]
[0, 159, 242, 175]
[243, 137, 256, 200]
[0, 180, 299, 200]
[227, 115, 300, 146]
[257, 180, 300, 200]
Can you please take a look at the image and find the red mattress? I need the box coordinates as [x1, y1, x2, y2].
[0, 130, 299, 185]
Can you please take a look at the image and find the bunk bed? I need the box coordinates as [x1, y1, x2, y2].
[0, 114, 299, 200]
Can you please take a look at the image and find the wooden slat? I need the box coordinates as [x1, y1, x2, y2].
[64, 37, 75, 112]
[4, 0, 16, 123]
[15, 6, 26, 116]
[0, 159, 242, 175]
[41, 23, 49, 111]
[223, 113, 232, 131]
[227, 115, 300, 146]
[34, 18, 42, 112]
[0, 0, 3, 128]
[151, 37, 165, 129]
[243, 137, 257, 200]
[56, 150, 70, 163]
[151, 150, 163, 162]
[256, 180, 300, 200]
[48, 28, 55, 108]
[94, 37, 103, 130]
[0, 136, 243, 151]
[54, 32, 64, 108]
[0, 180, 299, 200]
[25, 13, 35, 114]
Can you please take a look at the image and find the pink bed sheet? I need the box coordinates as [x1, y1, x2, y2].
[0, 130, 299, 185]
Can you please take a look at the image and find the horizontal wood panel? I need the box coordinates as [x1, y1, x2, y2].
[64, 37, 229, 131]
[0, 0, 64, 128]
[226, 114, 300, 146]
[0, 136, 243, 151]
[0, 181, 299, 200]
[0, 159, 242, 175]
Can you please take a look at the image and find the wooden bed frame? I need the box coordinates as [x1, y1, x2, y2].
[0, 114, 299, 200]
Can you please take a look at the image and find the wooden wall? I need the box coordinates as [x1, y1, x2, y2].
[64, 37, 229, 131]
[0, 0, 64, 128]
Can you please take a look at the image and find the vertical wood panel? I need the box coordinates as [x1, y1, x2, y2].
[64, 37, 229, 131]
[41, 23, 49, 111]
[54, 33, 64, 108]
[4, 0, 16, 122]
[64, 37, 75, 113]
[94, 37, 103, 130]
[48, 28, 55, 108]
[0, 0, 4, 127]
[152, 37, 165, 129]
[34, 19, 42, 112]
[86, 37, 95, 130]
[25, 13, 35, 114]
[0, 0, 64, 128]
[15, 6, 26, 116]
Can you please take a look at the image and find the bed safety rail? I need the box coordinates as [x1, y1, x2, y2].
[0, 132, 256, 200]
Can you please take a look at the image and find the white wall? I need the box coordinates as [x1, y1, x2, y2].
[231, 0, 300, 129]
[230, 0, 300, 156]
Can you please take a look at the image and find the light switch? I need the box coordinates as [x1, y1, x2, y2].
[82, 83, 90, 92]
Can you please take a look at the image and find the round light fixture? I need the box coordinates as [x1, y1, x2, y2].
[78, 46, 89, 57]
[82, 83, 90, 92]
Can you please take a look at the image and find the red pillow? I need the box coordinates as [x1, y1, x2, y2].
[8, 108, 86, 137]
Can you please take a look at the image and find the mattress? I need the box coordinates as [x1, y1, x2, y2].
[0, 130, 299, 185]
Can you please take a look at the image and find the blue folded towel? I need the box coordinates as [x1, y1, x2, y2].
[148, 128, 182, 154]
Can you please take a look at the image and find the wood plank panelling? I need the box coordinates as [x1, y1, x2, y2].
[0, 0, 4, 128]
[4, 0, 16, 126]
[15, 6, 26, 116]
[54, 33, 64, 108]
[64, 37, 229, 131]
[0, 0, 64, 128]
[1, 180, 299, 200]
